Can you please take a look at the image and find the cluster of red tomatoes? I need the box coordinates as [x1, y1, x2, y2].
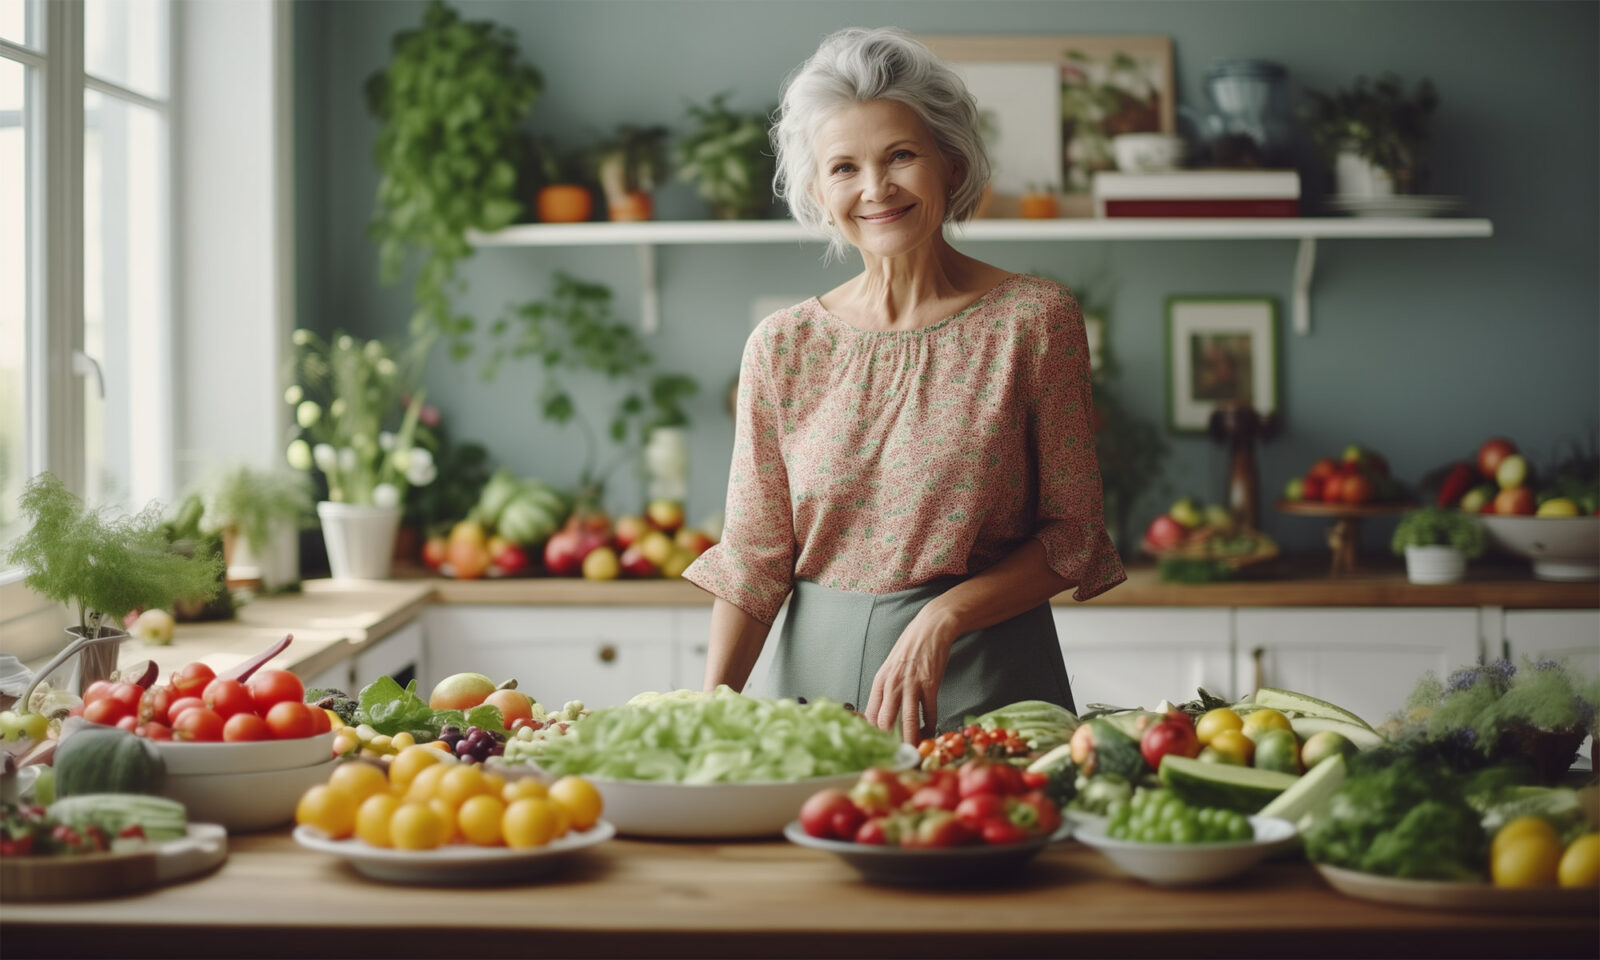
[80, 664, 329, 742]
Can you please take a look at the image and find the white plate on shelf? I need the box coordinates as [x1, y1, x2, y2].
[1073, 815, 1297, 886]
[1315, 863, 1596, 913]
[293, 821, 614, 884]
[1324, 194, 1466, 218]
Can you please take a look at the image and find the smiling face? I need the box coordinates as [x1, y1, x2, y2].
[812, 99, 959, 259]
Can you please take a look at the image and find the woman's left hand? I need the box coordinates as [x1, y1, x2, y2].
[866, 604, 957, 743]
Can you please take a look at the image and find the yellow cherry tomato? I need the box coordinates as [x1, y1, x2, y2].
[437, 764, 489, 810]
[389, 803, 444, 851]
[428, 798, 459, 845]
[295, 785, 357, 840]
[1208, 728, 1255, 765]
[355, 792, 402, 848]
[406, 761, 454, 804]
[548, 776, 603, 832]
[1240, 708, 1292, 740]
[1195, 708, 1243, 745]
[1493, 833, 1562, 888]
[389, 744, 446, 790]
[1558, 834, 1600, 889]
[503, 798, 560, 848]
[502, 778, 549, 803]
[480, 772, 507, 797]
[328, 761, 389, 804]
[458, 794, 508, 847]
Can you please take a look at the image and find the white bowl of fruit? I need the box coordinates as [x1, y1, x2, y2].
[1478, 515, 1600, 581]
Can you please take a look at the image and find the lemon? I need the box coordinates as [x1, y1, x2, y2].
[1208, 728, 1255, 765]
[1492, 816, 1560, 861]
[1558, 834, 1600, 888]
[1195, 708, 1243, 745]
[1493, 833, 1562, 888]
[1537, 497, 1580, 517]
[1241, 708, 1292, 740]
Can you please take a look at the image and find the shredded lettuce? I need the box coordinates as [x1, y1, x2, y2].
[535, 686, 899, 783]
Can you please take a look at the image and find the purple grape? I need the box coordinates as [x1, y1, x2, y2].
[454, 739, 476, 760]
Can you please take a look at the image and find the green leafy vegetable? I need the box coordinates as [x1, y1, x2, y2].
[354, 676, 506, 741]
[534, 687, 899, 783]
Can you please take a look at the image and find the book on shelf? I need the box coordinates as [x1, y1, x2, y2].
[1092, 169, 1302, 218]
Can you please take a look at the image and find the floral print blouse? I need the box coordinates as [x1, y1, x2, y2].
[683, 273, 1126, 625]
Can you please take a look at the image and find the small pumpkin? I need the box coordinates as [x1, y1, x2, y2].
[54, 725, 166, 797]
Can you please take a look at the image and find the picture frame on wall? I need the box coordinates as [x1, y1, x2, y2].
[1165, 297, 1279, 433]
[920, 35, 1175, 215]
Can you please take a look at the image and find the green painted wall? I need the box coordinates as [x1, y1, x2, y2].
[294, 0, 1598, 554]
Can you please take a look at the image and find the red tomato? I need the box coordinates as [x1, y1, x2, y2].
[980, 816, 1029, 845]
[167, 696, 206, 724]
[115, 714, 138, 731]
[135, 721, 173, 741]
[108, 682, 144, 713]
[799, 789, 863, 840]
[202, 678, 257, 720]
[172, 707, 225, 742]
[246, 670, 304, 713]
[264, 700, 314, 740]
[170, 662, 217, 700]
[139, 685, 174, 725]
[83, 697, 131, 726]
[82, 680, 115, 705]
[954, 793, 1007, 828]
[223, 713, 273, 742]
[308, 706, 332, 735]
[1016, 791, 1062, 837]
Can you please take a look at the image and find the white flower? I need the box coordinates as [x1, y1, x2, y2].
[372, 483, 400, 508]
[329, 398, 346, 419]
[406, 459, 437, 487]
[337, 335, 353, 352]
[379, 432, 396, 452]
[291, 329, 312, 346]
[284, 385, 303, 405]
[407, 446, 433, 469]
[286, 439, 312, 471]
[312, 443, 337, 473]
[364, 340, 385, 362]
[339, 447, 358, 472]
[295, 400, 321, 429]
[376, 357, 396, 377]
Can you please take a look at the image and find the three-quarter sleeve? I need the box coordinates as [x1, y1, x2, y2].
[1026, 288, 1127, 601]
[681, 326, 797, 624]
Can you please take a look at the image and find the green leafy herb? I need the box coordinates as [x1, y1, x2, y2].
[1390, 505, 1486, 557]
[676, 92, 775, 220]
[354, 676, 506, 741]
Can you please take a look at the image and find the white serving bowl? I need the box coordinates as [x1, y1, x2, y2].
[161, 755, 336, 833]
[1111, 133, 1186, 173]
[1074, 815, 1297, 886]
[151, 730, 335, 776]
[1479, 515, 1600, 581]
[580, 743, 919, 839]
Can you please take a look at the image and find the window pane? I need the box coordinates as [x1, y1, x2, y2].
[84, 89, 168, 511]
[0, 0, 39, 49]
[0, 58, 28, 548]
[85, 0, 167, 98]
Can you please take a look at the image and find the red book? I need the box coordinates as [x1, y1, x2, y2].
[1103, 198, 1302, 218]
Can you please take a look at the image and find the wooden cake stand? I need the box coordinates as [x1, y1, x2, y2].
[1276, 499, 1415, 576]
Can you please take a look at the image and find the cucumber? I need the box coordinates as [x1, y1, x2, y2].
[1250, 687, 1374, 732]
[1288, 715, 1384, 751]
[1158, 755, 1298, 813]
[1259, 753, 1346, 822]
[49, 793, 188, 841]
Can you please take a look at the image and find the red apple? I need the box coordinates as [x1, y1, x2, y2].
[1301, 474, 1325, 501]
[543, 528, 587, 576]
[645, 498, 685, 534]
[674, 528, 715, 556]
[421, 534, 448, 570]
[1477, 437, 1517, 480]
[489, 538, 530, 576]
[1322, 474, 1346, 503]
[1143, 514, 1184, 550]
[1308, 458, 1339, 480]
[613, 514, 649, 551]
[1493, 486, 1536, 516]
[1341, 474, 1374, 505]
[619, 543, 658, 578]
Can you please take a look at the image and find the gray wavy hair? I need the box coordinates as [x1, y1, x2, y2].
[772, 27, 991, 263]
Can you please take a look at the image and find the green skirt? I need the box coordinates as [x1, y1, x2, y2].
[752, 577, 1075, 733]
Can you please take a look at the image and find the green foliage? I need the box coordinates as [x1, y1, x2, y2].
[4, 473, 223, 636]
[484, 273, 698, 501]
[596, 124, 671, 198]
[1390, 505, 1486, 557]
[1299, 73, 1439, 190]
[404, 437, 491, 536]
[201, 465, 311, 556]
[675, 92, 775, 219]
[1400, 658, 1600, 774]
[364, 0, 543, 354]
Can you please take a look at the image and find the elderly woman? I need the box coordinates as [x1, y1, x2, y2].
[683, 27, 1125, 743]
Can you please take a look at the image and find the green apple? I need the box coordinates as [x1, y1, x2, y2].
[0, 709, 48, 742]
[1459, 483, 1495, 514]
[1495, 454, 1529, 490]
[1203, 504, 1234, 530]
[1341, 443, 1365, 464]
[1170, 497, 1203, 529]
[1283, 477, 1305, 501]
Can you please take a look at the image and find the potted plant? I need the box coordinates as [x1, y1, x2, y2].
[596, 125, 670, 222]
[3, 473, 222, 693]
[1299, 73, 1439, 197]
[284, 330, 439, 580]
[199, 464, 312, 592]
[1391, 505, 1486, 584]
[365, 0, 543, 355]
[527, 135, 597, 224]
[675, 92, 775, 220]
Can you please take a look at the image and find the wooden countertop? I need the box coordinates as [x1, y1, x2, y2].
[2, 830, 1594, 959]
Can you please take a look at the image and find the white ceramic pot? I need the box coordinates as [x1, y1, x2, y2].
[317, 501, 402, 580]
[1334, 149, 1395, 199]
[1404, 545, 1466, 585]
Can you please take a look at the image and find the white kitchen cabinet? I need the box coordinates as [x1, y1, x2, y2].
[1502, 610, 1600, 675]
[1052, 608, 1235, 711]
[300, 660, 354, 694]
[1232, 608, 1482, 728]
[423, 606, 674, 709]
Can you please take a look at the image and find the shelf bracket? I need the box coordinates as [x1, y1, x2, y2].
[637, 243, 659, 334]
[1292, 236, 1317, 336]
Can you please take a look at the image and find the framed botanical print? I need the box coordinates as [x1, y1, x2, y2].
[1165, 297, 1279, 433]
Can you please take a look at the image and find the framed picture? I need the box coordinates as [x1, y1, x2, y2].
[1165, 297, 1279, 433]
[921, 35, 1175, 211]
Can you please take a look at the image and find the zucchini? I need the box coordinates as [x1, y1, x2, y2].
[49, 793, 188, 841]
[1158, 754, 1298, 813]
[54, 726, 166, 797]
[1288, 716, 1384, 751]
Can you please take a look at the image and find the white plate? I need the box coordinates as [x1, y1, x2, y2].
[575, 743, 920, 839]
[150, 730, 335, 775]
[1073, 815, 1297, 886]
[162, 756, 336, 833]
[1315, 863, 1596, 913]
[293, 821, 614, 884]
[1324, 194, 1466, 218]
[784, 821, 1071, 886]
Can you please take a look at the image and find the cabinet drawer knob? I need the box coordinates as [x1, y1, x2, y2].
[598, 644, 618, 664]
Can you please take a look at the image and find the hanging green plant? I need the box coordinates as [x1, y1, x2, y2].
[364, 0, 543, 358]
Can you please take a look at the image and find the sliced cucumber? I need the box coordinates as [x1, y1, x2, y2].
[1251, 687, 1374, 732]
[1289, 715, 1384, 751]
[1259, 753, 1347, 822]
[1158, 755, 1298, 813]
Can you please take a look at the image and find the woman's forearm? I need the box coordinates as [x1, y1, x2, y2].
[919, 538, 1073, 641]
[702, 597, 774, 692]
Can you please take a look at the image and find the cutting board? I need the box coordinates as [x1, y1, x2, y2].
[0, 823, 227, 902]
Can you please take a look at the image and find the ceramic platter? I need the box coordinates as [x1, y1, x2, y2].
[1324, 194, 1466, 218]
[1314, 863, 1598, 914]
[783, 821, 1069, 887]
[293, 821, 614, 885]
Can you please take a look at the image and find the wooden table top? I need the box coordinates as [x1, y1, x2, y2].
[3, 830, 1595, 959]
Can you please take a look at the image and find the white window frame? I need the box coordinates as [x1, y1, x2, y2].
[1, 0, 176, 662]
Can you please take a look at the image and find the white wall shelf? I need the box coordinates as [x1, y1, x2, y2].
[469, 217, 1495, 335]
